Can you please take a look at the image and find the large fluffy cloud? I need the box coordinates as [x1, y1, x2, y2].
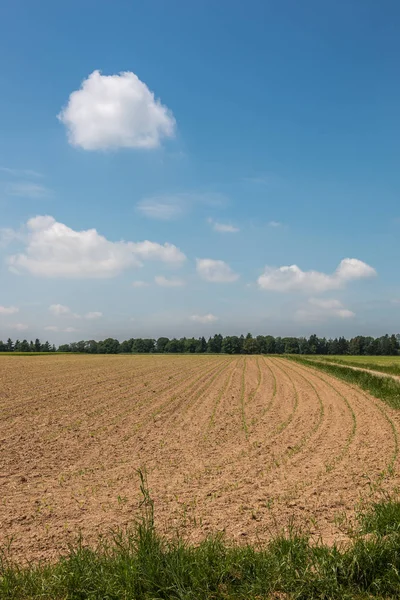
[7, 216, 186, 278]
[257, 258, 376, 292]
[58, 70, 175, 150]
[196, 258, 239, 283]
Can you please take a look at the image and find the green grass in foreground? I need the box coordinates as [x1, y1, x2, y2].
[285, 355, 400, 410]
[2, 474, 400, 599]
[306, 355, 400, 378]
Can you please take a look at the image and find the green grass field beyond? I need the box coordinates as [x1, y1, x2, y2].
[304, 354, 400, 377]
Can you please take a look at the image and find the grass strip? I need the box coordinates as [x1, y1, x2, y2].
[283, 355, 400, 410]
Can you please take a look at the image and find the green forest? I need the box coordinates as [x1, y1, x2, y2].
[1, 333, 399, 355]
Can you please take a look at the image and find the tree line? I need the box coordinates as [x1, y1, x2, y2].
[0, 338, 56, 352]
[1, 333, 399, 355]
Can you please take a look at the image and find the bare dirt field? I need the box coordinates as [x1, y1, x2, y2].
[1, 354, 400, 562]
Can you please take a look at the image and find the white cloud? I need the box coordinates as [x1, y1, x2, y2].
[0, 305, 19, 315]
[49, 303, 72, 316]
[137, 196, 186, 220]
[208, 218, 239, 233]
[58, 70, 175, 150]
[85, 311, 102, 319]
[7, 216, 186, 278]
[132, 280, 150, 288]
[10, 323, 29, 331]
[155, 275, 185, 287]
[334, 258, 377, 281]
[190, 314, 218, 323]
[137, 193, 227, 221]
[132, 240, 186, 264]
[48, 305, 101, 319]
[196, 258, 239, 283]
[268, 221, 282, 228]
[0, 167, 42, 178]
[7, 182, 50, 198]
[296, 298, 355, 322]
[257, 258, 376, 293]
[44, 325, 79, 333]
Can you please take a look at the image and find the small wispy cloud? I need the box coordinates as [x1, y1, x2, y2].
[137, 192, 227, 220]
[208, 218, 239, 233]
[48, 304, 101, 319]
[7, 182, 50, 199]
[137, 196, 186, 220]
[295, 298, 355, 322]
[0, 167, 42, 178]
[132, 280, 150, 288]
[190, 313, 218, 323]
[84, 311, 102, 319]
[243, 173, 284, 187]
[268, 221, 283, 228]
[44, 325, 79, 332]
[10, 323, 29, 331]
[0, 305, 19, 315]
[196, 258, 239, 283]
[49, 304, 74, 317]
[155, 275, 185, 287]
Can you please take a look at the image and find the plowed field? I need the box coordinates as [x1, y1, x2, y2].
[1, 354, 400, 562]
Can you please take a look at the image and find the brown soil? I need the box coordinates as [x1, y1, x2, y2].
[1, 354, 399, 563]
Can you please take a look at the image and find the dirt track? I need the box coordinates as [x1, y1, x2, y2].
[1, 354, 399, 562]
[310, 358, 400, 382]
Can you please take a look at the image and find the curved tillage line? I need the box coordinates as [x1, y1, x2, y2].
[164, 357, 234, 427]
[246, 356, 263, 406]
[240, 358, 248, 437]
[288, 362, 356, 474]
[55, 359, 230, 480]
[260, 357, 277, 414]
[129, 358, 232, 435]
[203, 357, 301, 480]
[267, 358, 299, 435]
[100, 357, 220, 430]
[243, 357, 265, 436]
[132, 357, 219, 411]
[251, 357, 321, 480]
[2, 358, 194, 441]
[279, 357, 397, 500]
[2, 357, 181, 412]
[348, 387, 398, 477]
[284, 358, 396, 473]
[273, 357, 325, 458]
[41, 358, 219, 443]
[206, 357, 241, 434]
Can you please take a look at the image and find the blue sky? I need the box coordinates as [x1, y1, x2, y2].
[0, 0, 399, 342]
